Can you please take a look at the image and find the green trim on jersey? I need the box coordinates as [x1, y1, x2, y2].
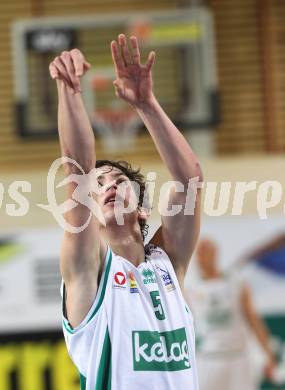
[88, 249, 112, 324]
[63, 249, 112, 335]
[79, 373, 86, 390]
[63, 317, 74, 334]
[95, 328, 112, 390]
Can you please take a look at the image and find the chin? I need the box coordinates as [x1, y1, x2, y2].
[104, 210, 123, 228]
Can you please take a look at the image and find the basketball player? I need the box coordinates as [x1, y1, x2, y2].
[49, 34, 202, 389]
[189, 238, 276, 390]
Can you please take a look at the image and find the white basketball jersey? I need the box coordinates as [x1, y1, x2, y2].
[190, 274, 248, 355]
[61, 244, 199, 390]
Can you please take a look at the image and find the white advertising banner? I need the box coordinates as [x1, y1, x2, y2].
[0, 228, 63, 333]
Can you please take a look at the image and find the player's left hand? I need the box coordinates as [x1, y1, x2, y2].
[111, 34, 156, 108]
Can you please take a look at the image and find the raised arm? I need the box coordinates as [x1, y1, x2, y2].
[49, 50, 107, 328]
[241, 286, 276, 381]
[246, 234, 285, 261]
[111, 35, 202, 284]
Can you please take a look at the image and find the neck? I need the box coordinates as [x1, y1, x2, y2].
[101, 221, 145, 266]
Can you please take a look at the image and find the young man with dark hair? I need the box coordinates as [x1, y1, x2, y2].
[49, 34, 202, 389]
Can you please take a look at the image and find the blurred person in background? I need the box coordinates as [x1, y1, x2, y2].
[49, 34, 202, 389]
[188, 238, 276, 390]
[241, 233, 285, 386]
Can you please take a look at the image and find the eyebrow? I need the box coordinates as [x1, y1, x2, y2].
[97, 172, 127, 182]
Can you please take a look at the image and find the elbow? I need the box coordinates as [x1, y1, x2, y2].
[173, 159, 204, 185]
[184, 162, 204, 184]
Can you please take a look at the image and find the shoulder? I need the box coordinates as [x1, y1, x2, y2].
[145, 242, 178, 280]
[145, 242, 169, 260]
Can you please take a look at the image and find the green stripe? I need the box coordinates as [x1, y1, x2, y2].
[79, 373, 86, 390]
[63, 317, 74, 334]
[63, 249, 112, 334]
[95, 328, 112, 390]
[87, 249, 112, 324]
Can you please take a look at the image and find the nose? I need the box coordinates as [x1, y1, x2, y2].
[105, 181, 117, 192]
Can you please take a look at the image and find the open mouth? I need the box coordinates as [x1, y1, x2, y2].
[104, 193, 124, 206]
[105, 197, 116, 205]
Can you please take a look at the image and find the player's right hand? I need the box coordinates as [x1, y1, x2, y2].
[49, 49, 91, 93]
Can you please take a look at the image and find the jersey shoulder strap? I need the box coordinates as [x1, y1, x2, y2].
[61, 246, 113, 334]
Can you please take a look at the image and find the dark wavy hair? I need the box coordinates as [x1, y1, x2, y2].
[95, 160, 149, 240]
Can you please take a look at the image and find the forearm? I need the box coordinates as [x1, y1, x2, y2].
[247, 235, 285, 261]
[251, 318, 274, 360]
[136, 95, 203, 183]
[57, 81, 95, 173]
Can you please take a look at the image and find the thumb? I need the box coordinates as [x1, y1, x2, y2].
[84, 61, 91, 70]
[113, 80, 124, 97]
[145, 51, 156, 72]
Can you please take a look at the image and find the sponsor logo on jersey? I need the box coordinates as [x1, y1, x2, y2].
[128, 271, 139, 293]
[132, 327, 190, 371]
[141, 268, 156, 285]
[113, 271, 127, 289]
[155, 265, 175, 291]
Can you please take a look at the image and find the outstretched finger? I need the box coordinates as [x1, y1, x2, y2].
[118, 34, 132, 66]
[111, 40, 124, 76]
[130, 36, 141, 65]
[113, 79, 124, 98]
[145, 51, 156, 72]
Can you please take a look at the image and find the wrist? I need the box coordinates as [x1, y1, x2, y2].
[56, 79, 81, 96]
[135, 93, 157, 114]
[56, 79, 65, 89]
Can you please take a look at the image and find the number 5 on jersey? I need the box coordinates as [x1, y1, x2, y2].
[150, 290, 166, 320]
